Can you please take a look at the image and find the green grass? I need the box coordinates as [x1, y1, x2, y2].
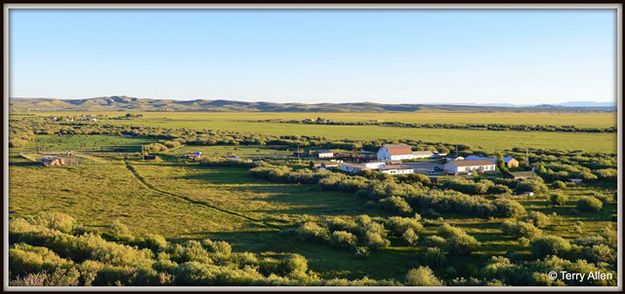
[32, 111, 617, 128]
[14, 134, 155, 153]
[29, 111, 617, 153]
[8, 118, 618, 283]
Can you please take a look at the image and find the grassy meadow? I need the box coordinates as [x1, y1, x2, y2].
[8, 111, 619, 285]
[31, 111, 618, 153]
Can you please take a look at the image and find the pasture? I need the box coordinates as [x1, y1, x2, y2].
[30, 111, 616, 153]
[8, 133, 618, 282]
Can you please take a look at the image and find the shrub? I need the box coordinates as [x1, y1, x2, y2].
[593, 168, 617, 180]
[515, 179, 548, 194]
[548, 192, 568, 206]
[355, 246, 370, 258]
[551, 181, 567, 189]
[576, 197, 603, 212]
[284, 254, 308, 274]
[402, 229, 419, 246]
[423, 236, 447, 248]
[385, 217, 423, 236]
[296, 222, 330, 242]
[379, 196, 413, 215]
[405, 266, 443, 286]
[438, 224, 480, 255]
[34, 212, 75, 233]
[524, 211, 550, 228]
[591, 192, 610, 204]
[330, 231, 358, 250]
[423, 247, 446, 267]
[488, 184, 512, 195]
[493, 199, 527, 218]
[530, 236, 571, 258]
[501, 220, 543, 238]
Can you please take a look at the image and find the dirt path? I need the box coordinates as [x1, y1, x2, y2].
[123, 160, 278, 229]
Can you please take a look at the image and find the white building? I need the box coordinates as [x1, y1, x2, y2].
[339, 161, 386, 174]
[377, 144, 434, 161]
[443, 160, 497, 174]
[316, 150, 334, 159]
[380, 165, 416, 175]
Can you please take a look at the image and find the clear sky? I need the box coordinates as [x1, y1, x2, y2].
[9, 9, 617, 104]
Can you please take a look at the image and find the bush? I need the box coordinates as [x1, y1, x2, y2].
[379, 196, 413, 215]
[530, 236, 571, 258]
[385, 217, 423, 236]
[515, 179, 548, 195]
[423, 236, 447, 248]
[488, 184, 512, 195]
[423, 247, 446, 267]
[405, 266, 443, 286]
[524, 211, 550, 228]
[34, 212, 75, 233]
[548, 192, 568, 206]
[551, 181, 567, 189]
[438, 224, 480, 255]
[576, 197, 603, 212]
[296, 222, 330, 242]
[402, 229, 419, 246]
[501, 220, 543, 238]
[493, 199, 527, 218]
[330, 231, 358, 250]
[355, 246, 370, 258]
[591, 192, 610, 204]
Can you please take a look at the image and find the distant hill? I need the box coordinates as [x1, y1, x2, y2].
[9, 96, 616, 112]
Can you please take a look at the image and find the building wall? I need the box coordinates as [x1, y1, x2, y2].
[444, 163, 496, 174]
[381, 168, 415, 175]
[377, 148, 391, 161]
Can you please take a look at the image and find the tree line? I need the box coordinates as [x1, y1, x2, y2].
[253, 118, 616, 133]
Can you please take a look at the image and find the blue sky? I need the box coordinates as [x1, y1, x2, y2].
[9, 9, 616, 104]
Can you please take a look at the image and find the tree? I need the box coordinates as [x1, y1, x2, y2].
[496, 153, 509, 174]
[405, 266, 443, 286]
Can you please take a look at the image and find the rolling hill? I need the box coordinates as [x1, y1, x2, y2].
[9, 96, 616, 112]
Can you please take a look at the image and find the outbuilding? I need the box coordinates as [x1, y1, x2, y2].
[443, 160, 497, 174]
[464, 155, 519, 168]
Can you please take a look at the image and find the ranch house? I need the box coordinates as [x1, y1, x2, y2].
[443, 160, 497, 174]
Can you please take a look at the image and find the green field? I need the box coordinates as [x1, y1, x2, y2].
[8, 136, 618, 282]
[30, 111, 618, 153]
[34, 111, 618, 128]
[8, 112, 619, 286]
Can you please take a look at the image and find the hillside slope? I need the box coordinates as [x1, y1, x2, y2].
[9, 96, 615, 112]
